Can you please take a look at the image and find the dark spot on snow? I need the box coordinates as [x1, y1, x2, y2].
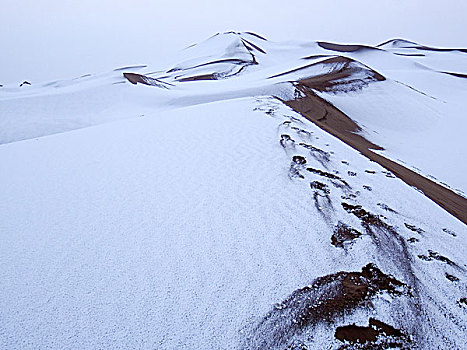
[245, 264, 409, 350]
[291, 126, 312, 136]
[280, 134, 295, 149]
[417, 255, 431, 262]
[458, 298, 467, 307]
[362, 185, 372, 191]
[331, 221, 362, 248]
[365, 170, 376, 174]
[289, 116, 304, 124]
[382, 171, 395, 178]
[289, 168, 304, 179]
[310, 181, 333, 219]
[377, 203, 397, 213]
[310, 181, 329, 194]
[417, 250, 458, 267]
[334, 318, 411, 349]
[342, 203, 388, 229]
[307, 167, 349, 187]
[442, 228, 457, 237]
[341, 160, 349, 165]
[292, 155, 307, 165]
[20, 81, 31, 87]
[289, 156, 306, 179]
[348, 171, 357, 177]
[341, 193, 359, 200]
[407, 237, 419, 244]
[404, 223, 424, 234]
[445, 273, 459, 282]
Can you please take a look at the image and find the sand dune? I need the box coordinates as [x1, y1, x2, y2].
[284, 81, 467, 224]
[1, 32, 466, 350]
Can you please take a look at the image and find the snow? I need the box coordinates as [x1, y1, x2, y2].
[1, 32, 466, 349]
[316, 63, 467, 195]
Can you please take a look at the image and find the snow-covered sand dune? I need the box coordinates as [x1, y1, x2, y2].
[1, 32, 466, 349]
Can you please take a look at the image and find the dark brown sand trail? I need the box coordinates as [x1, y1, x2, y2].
[281, 82, 467, 224]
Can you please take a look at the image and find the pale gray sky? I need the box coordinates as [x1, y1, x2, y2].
[2, 0, 466, 84]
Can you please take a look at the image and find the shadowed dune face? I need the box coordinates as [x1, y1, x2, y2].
[317, 41, 380, 53]
[270, 56, 385, 95]
[165, 32, 266, 81]
[298, 56, 385, 92]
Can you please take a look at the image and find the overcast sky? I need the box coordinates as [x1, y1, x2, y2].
[2, 0, 467, 84]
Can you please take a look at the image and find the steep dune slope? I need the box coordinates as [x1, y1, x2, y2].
[1, 97, 465, 349]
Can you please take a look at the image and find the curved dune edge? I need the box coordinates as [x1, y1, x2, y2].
[377, 39, 467, 53]
[317, 41, 381, 53]
[282, 84, 467, 225]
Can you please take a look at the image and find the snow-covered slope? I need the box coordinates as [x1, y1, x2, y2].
[1, 32, 466, 349]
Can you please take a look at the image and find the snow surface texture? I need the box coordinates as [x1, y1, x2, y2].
[1, 32, 466, 349]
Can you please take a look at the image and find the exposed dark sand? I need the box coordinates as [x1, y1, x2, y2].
[298, 57, 385, 92]
[245, 264, 409, 349]
[445, 273, 459, 282]
[393, 52, 426, 57]
[280, 87, 382, 151]
[335, 318, 410, 348]
[418, 250, 460, 268]
[178, 74, 217, 82]
[317, 41, 380, 53]
[241, 38, 266, 54]
[123, 72, 173, 88]
[269, 56, 385, 87]
[281, 84, 467, 224]
[331, 221, 362, 247]
[301, 54, 333, 60]
[244, 32, 268, 41]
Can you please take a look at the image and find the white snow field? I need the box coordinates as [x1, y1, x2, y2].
[1, 32, 466, 349]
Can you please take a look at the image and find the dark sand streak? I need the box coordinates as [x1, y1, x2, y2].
[280, 83, 467, 224]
